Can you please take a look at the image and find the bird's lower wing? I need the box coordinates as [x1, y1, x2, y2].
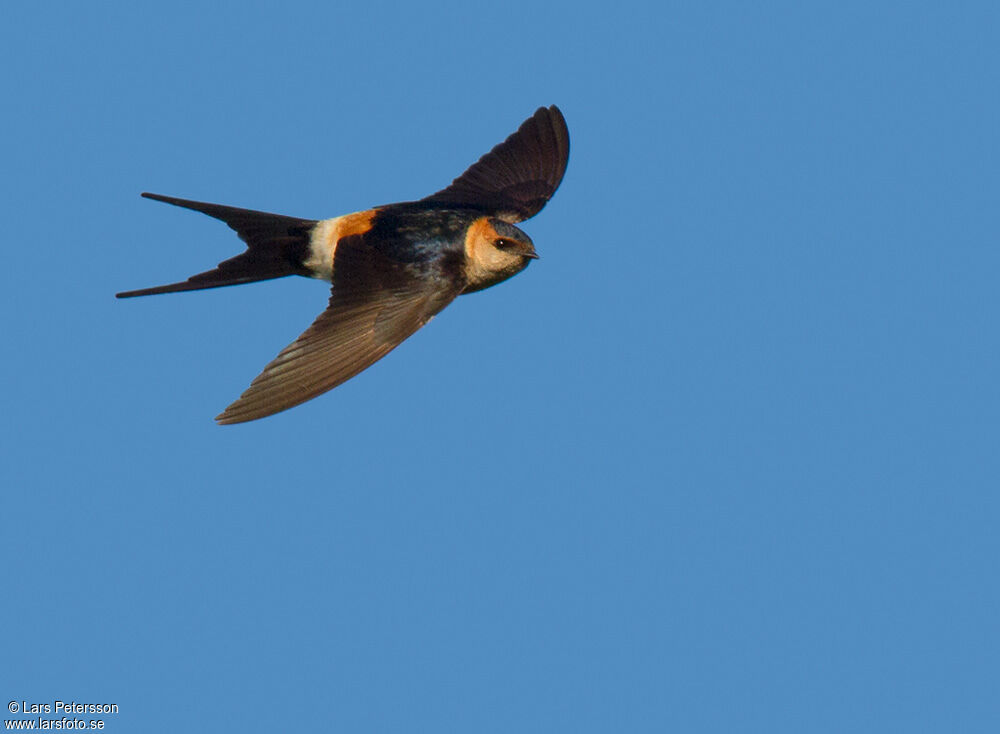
[216, 237, 460, 424]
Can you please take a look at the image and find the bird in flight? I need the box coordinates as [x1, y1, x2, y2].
[118, 105, 570, 424]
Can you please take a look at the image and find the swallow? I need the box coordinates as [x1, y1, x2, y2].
[118, 105, 569, 424]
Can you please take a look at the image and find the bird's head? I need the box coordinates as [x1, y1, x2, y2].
[462, 217, 538, 292]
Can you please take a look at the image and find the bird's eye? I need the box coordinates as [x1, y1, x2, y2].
[494, 238, 512, 249]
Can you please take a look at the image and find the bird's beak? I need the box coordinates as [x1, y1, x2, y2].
[521, 244, 539, 259]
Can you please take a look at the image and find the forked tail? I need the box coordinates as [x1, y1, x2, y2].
[116, 193, 318, 298]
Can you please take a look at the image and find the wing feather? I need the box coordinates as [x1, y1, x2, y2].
[420, 105, 570, 222]
[216, 236, 460, 424]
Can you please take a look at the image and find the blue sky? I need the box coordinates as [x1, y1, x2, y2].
[2, 2, 998, 731]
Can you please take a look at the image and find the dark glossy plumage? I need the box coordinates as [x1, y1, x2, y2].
[420, 105, 570, 222]
[118, 106, 570, 423]
[116, 194, 317, 297]
[218, 233, 464, 424]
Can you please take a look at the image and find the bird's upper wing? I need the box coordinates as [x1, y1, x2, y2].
[216, 235, 462, 424]
[419, 105, 570, 223]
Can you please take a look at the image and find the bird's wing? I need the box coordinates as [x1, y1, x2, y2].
[420, 105, 570, 223]
[216, 235, 462, 424]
